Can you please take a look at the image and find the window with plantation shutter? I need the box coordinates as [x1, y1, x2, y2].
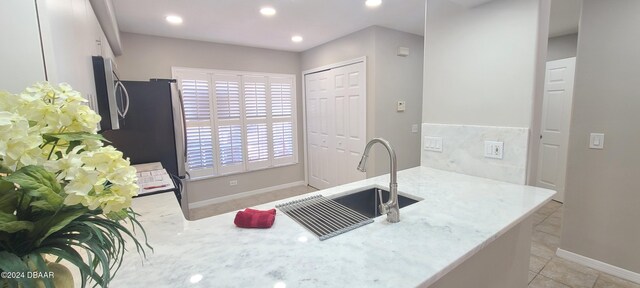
[270, 77, 295, 165]
[176, 72, 215, 178]
[214, 75, 244, 174]
[173, 67, 297, 178]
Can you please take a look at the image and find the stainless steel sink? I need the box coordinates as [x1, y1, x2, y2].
[331, 187, 421, 218]
[276, 187, 421, 240]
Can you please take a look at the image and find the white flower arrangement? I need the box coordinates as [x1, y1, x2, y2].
[0, 82, 138, 214]
[0, 82, 149, 288]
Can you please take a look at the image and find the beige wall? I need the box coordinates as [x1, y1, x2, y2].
[561, 0, 640, 273]
[429, 218, 532, 288]
[301, 26, 424, 176]
[423, 0, 550, 185]
[372, 27, 425, 176]
[547, 33, 578, 61]
[422, 0, 544, 128]
[116, 33, 305, 204]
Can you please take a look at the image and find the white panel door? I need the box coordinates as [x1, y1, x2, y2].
[306, 61, 366, 190]
[536, 57, 576, 202]
[333, 63, 366, 185]
[306, 70, 333, 190]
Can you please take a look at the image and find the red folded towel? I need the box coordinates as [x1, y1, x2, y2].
[243, 208, 276, 215]
[234, 208, 276, 228]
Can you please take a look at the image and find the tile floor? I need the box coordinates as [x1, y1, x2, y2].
[528, 201, 639, 288]
[191, 187, 639, 288]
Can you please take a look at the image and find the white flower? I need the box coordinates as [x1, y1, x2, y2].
[0, 111, 44, 170]
[63, 168, 101, 198]
[44, 145, 85, 180]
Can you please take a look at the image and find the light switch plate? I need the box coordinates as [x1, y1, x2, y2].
[484, 141, 504, 159]
[424, 136, 443, 152]
[589, 133, 604, 149]
[397, 101, 406, 112]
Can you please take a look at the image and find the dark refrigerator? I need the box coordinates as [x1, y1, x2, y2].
[101, 79, 187, 204]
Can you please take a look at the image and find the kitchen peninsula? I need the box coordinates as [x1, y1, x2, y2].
[103, 166, 554, 287]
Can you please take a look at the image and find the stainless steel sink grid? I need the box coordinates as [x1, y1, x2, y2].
[276, 194, 373, 241]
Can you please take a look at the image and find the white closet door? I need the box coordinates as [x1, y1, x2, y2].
[306, 70, 333, 190]
[306, 61, 366, 190]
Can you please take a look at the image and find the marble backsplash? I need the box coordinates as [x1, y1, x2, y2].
[421, 123, 529, 184]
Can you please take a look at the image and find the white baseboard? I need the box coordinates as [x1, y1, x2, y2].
[556, 248, 640, 284]
[188, 180, 307, 209]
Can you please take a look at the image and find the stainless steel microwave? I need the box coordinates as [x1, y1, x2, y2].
[92, 56, 129, 130]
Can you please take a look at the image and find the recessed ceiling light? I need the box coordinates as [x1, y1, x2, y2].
[365, 0, 382, 7]
[260, 7, 276, 16]
[165, 15, 183, 24]
[291, 35, 303, 43]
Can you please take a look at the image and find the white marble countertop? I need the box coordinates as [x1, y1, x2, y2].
[108, 166, 554, 287]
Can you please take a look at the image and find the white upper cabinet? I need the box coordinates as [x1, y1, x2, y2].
[0, 0, 115, 109]
[0, 0, 47, 93]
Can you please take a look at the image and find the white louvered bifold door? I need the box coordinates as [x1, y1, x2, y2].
[213, 74, 244, 175]
[175, 71, 215, 178]
[270, 76, 296, 166]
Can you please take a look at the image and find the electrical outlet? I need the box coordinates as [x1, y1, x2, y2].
[230, 180, 238, 186]
[423, 136, 443, 152]
[484, 141, 504, 159]
[397, 101, 406, 112]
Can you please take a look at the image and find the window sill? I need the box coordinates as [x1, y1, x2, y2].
[187, 161, 299, 182]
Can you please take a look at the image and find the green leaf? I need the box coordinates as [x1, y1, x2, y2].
[0, 163, 13, 174]
[106, 209, 128, 221]
[24, 253, 54, 288]
[4, 166, 63, 210]
[65, 140, 83, 154]
[30, 200, 57, 211]
[0, 251, 35, 288]
[42, 132, 110, 143]
[0, 180, 18, 213]
[35, 246, 103, 287]
[0, 211, 34, 233]
[34, 208, 86, 246]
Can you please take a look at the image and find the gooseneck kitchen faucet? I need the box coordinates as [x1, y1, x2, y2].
[357, 138, 400, 223]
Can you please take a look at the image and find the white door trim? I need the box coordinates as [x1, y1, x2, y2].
[302, 56, 367, 187]
[302, 56, 367, 76]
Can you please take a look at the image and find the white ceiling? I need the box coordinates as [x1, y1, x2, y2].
[112, 0, 426, 52]
[112, 0, 581, 51]
[549, 0, 581, 37]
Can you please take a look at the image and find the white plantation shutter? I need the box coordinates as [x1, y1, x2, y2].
[214, 74, 244, 174]
[244, 76, 270, 170]
[270, 77, 296, 165]
[246, 123, 269, 160]
[273, 122, 293, 157]
[173, 68, 297, 178]
[218, 125, 243, 164]
[271, 81, 292, 117]
[244, 80, 267, 118]
[176, 71, 215, 178]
